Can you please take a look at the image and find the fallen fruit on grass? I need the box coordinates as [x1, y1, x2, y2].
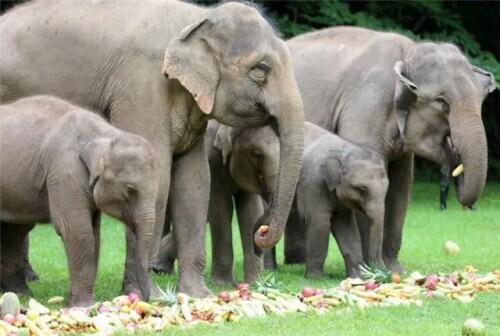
[444, 240, 461, 255]
[128, 292, 139, 304]
[0, 293, 21, 317]
[462, 318, 485, 336]
[364, 280, 379, 290]
[2, 314, 16, 325]
[236, 283, 250, 292]
[301, 287, 315, 298]
[15, 314, 26, 325]
[47, 296, 64, 305]
[425, 274, 439, 290]
[391, 273, 401, 284]
[218, 292, 231, 303]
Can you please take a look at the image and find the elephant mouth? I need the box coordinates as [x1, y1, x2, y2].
[257, 172, 272, 204]
[443, 136, 469, 208]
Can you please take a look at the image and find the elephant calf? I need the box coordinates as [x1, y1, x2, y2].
[153, 121, 275, 284]
[0, 96, 160, 307]
[297, 124, 388, 279]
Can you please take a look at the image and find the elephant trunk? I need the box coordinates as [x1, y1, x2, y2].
[132, 203, 156, 301]
[254, 92, 304, 249]
[449, 101, 488, 206]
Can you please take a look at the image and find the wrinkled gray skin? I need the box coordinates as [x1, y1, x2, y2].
[288, 27, 496, 272]
[0, 96, 160, 307]
[154, 121, 278, 284]
[0, 0, 304, 297]
[296, 124, 388, 278]
[156, 122, 385, 280]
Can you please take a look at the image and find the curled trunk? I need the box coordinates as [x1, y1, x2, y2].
[449, 102, 488, 206]
[254, 94, 304, 249]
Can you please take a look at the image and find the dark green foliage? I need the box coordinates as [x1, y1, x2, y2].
[258, 0, 500, 179]
[1, 0, 499, 178]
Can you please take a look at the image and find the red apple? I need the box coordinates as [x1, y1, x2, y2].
[2, 314, 16, 325]
[425, 274, 439, 291]
[364, 280, 379, 291]
[128, 292, 139, 304]
[236, 283, 250, 292]
[218, 291, 231, 303]
[301, 287, 315, 298]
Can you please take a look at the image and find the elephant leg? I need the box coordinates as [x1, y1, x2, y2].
[263, 248, 278, 271]
[171, 138, 211, 297]
[153, 231, 177, 275]
[235, 193, 264, 284]
[92, 212, 101, 273]
[109, 100, 172, 299]
[440, 165, 450, 211]
[23, 234, 39, 282]
[284, 201, 306, 264]
[356, 211, 384, 268]
[331, 211, 363, 278]
[152, 202, 177, 274]
[208, 173, 234, 285]
[304, 208, 331, 279]
[383, 153, 413, 273]
[1, 222, 34, 295]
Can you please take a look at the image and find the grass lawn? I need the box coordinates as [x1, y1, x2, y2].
[26, 181, 500, 335]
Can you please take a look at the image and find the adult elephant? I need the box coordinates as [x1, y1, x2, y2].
[0, 0, 304, 297]
[287, 26, 495, 272]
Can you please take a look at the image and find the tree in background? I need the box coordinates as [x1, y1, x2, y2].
[1, 0, 499, 178]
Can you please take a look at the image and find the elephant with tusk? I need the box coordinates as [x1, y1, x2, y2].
[287, 26, 496, 272]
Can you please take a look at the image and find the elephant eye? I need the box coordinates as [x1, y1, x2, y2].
[125, 184, 137, 196]
[354, 185, 369, 196]
[434, 96, 448, 106]
[249, 61, 272, 84]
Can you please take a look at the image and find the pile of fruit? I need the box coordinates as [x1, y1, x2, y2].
[1, 266, 498, 335]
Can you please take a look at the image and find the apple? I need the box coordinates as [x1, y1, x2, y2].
[218, 291, 231, 303]
[364, 280, 379, 291]
[128, 292, 139, 304]
[425, 274, 439, 291]
[2, 314, 16, 324]
[444, 241, 460, 255]
[462, 318, 485, 336]
[301, 287, 315, 298]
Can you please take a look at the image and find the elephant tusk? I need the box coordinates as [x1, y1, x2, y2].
[452, 164, 464, 177]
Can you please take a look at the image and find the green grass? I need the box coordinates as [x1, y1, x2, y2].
[26, 182, 500, 335]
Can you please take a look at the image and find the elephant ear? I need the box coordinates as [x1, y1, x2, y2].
[393, 61, 418, 137]
[162, 19, 220, 115]
[321, 152, 345, 193]
[213, 125, 233, 165]
[80, 138, 111, 189]
[471, 65, 497, 97]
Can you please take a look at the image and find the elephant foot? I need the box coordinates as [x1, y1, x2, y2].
[211, 273, 235, 286]
[69, 294, 93, 308]
[383, 258, 404, 273]
[284, 250, 306, 265]
[151, 257, 176, 275]
[178, 277, 212, 298]
[345, 266, 362, 279]
[2, 281, 32, 297]
[1, 271, 31, 296]
[305, 269, 328, 280]
[24, 265, 39, 282]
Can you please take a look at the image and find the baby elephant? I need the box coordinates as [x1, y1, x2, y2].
[297, 124, 388, 278]
[0, 96, 160, 307]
